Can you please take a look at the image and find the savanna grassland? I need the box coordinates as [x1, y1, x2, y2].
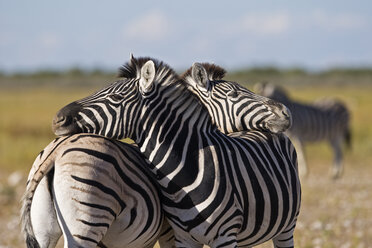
[0, 68, 371, 247]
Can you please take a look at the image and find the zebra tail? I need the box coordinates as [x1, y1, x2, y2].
[20, 137, 66, 248]
[25, 235, 40, 248]
[21, 179, 42, 248]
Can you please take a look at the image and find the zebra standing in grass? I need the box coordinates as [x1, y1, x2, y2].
[255, 82, 351, 179]
[52, 56, 301, 248]
[21, 134, 175, 248]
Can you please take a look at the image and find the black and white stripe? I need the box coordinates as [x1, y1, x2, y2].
[52, 57, 301, 248]
[21, 134, 174, 248]
[255, 82, 351, 178]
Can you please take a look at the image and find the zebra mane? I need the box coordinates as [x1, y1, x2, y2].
[118, 56, 177, 79]
[182, 63, 227, 80]
[119, 56, 210, 120]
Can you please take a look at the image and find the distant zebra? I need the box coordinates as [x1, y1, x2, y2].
[255, 82, 351, 179]
[21, 134, 175, 248]
[51, 56, 301, 248]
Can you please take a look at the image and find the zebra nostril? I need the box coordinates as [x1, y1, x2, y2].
[53, 113, 73, 127]
[53, 101, 81, 127]
[53, 114, 66, 125]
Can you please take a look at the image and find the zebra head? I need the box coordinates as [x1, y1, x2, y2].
[182, 63, 292, 134]
[52, 56, 179, 139]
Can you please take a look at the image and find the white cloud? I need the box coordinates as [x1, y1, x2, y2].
[123, 11, 170, 42]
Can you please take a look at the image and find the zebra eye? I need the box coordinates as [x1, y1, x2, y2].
[227, 90, 238, 98]
[109, 94, 122, 101]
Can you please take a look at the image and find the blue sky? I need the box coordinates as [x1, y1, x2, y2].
[1, 0, 372, 72]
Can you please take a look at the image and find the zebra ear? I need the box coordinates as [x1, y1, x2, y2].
[139, 60, 156, 93]
[191, 63, 209, 90]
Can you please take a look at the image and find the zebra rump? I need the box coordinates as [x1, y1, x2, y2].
[21, 134, 174, 248]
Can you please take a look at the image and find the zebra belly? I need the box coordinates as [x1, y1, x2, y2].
[162, 172, 298, 247]
[236, 184, 297, 246]
[164, 192, 295, 247]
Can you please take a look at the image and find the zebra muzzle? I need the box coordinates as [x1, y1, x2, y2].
[52, 102, 82, 136]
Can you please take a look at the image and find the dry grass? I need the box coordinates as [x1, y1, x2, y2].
[1, 80, 371, 247]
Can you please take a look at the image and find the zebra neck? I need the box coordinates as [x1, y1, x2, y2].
[135, 87, 218, 190]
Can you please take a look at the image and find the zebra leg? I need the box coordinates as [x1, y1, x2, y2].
[272, 223, 296, 248]
[330, 138, 344, 179]
[157, 218, 175, 248]
[209, 240, 238, 248]
[172, 232, 203, 248]
[173, 237, 203, 248]
[30, 176, 62, 248]
[52, 174, 112, 248]
[209, 231, 239, 248]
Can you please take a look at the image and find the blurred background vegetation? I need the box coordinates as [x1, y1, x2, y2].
[1, 67, 371, 247]
[1, 67, 371, 173]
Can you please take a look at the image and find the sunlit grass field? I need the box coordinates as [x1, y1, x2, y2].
[0, 70, 371, 247]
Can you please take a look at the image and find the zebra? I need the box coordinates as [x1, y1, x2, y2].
[21, 133, 175, 248]
[255, 82, 351, 179]
[51, 56, 301, 248]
